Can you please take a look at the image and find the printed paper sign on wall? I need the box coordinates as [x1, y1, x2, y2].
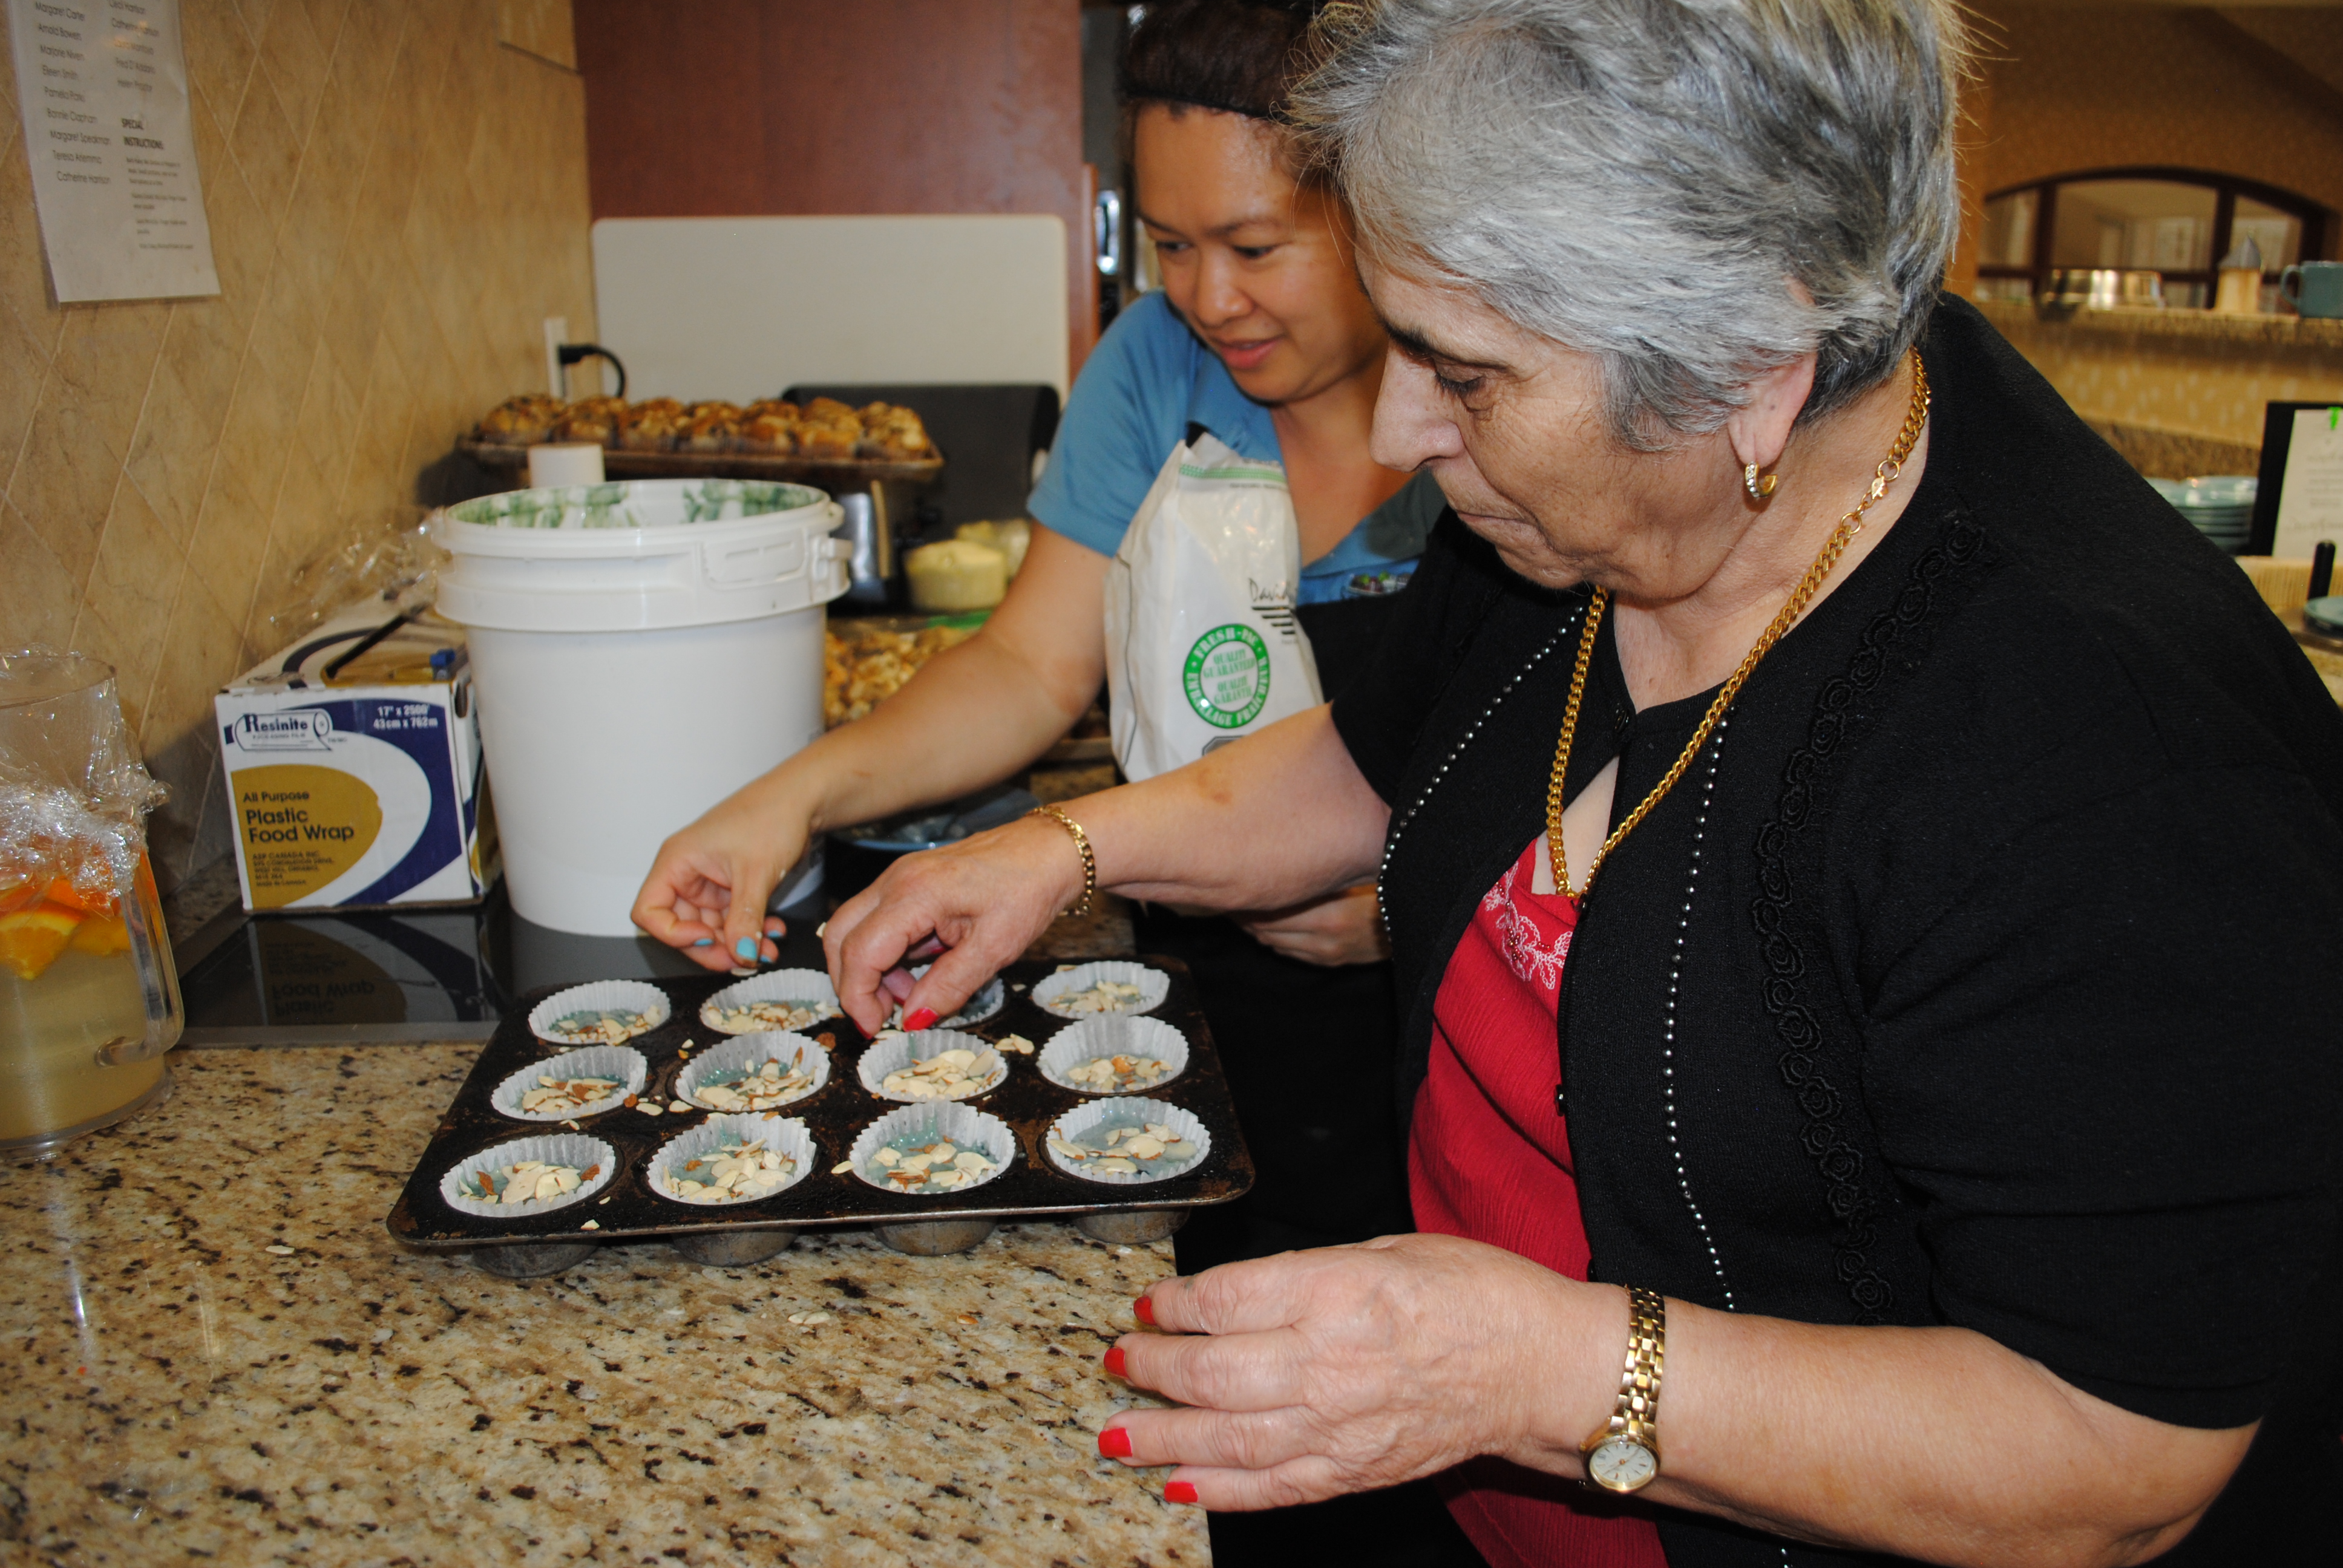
[7, 0, 220, 302]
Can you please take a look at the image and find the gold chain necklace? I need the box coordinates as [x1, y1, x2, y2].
[1544, 351, 1932, 901]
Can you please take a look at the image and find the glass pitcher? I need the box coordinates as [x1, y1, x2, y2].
[0, 650, 183, 1160]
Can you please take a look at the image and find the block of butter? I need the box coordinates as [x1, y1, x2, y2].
[954, 518, 1031, 578]
[905, 538, 1009, 612]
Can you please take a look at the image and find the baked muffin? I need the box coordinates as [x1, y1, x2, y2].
[551, 396, 623, 445]
[741, 399, 799, 424]
[795, 415, 860, 460]
[681, 401, 741, 453]
[802, 396, 857, 426]
[737, 411, 799, 454]
[859, 402, 934, 460]
[474, 393, 562, 446]
[615, 397, 686, 451]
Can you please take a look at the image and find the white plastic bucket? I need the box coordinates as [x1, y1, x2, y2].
[431, 480, 850, 935]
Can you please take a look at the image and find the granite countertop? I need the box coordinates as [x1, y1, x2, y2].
[1, 1045, 1206, 1567]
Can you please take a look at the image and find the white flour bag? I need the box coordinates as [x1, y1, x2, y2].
[1103, 430, 1322, 783]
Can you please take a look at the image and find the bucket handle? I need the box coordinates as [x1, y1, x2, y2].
[703, 531, 806, 587]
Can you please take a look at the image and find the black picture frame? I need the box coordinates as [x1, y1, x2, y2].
[2250, 401, 2343, 556]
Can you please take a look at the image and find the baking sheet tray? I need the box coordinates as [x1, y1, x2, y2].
[457, 439, 943, 488]
[385, 956, 1253, 1249]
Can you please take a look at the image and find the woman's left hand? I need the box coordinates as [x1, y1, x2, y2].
[1100, 1234, 1620, 1509]
[1233, 884, 1390, 967]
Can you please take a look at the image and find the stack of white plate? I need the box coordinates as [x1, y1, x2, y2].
[2148, 475, 2256, 554]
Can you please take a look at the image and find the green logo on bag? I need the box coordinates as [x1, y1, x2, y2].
[1184, 623, 1271, 729]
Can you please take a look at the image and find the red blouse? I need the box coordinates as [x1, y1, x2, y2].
[1407, 837, 1668, 1568]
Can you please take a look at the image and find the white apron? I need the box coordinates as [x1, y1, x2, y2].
[1101, 431, 1323, 783]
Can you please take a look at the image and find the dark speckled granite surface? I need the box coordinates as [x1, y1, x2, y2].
[1, 1045, 1204, 1566]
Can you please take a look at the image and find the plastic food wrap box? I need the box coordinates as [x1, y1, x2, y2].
[215, 600, 490, 912]
[386, 957, 1254, 1264]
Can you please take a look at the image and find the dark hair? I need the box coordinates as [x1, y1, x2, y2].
[1119, 0, 1322, 122]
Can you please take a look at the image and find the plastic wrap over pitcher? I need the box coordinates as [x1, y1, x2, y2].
[1, 650, 182, 1160]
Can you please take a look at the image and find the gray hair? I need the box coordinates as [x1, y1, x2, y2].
[1292, 0, 1967, 448]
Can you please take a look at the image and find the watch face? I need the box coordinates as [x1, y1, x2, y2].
[1589, 1437, 1659, 1492]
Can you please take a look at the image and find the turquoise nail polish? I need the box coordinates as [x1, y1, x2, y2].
[693, 938, 713, 947]
[735, 936, 757, 960]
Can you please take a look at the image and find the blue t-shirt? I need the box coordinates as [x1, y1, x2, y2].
[1028, 292, 1439, 605]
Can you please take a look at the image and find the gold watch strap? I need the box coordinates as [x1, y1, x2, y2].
[1029, 805, 1096, 918]
[1604, 1285, 1666, 1445]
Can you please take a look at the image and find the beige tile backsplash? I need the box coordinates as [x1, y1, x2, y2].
[0, 0, 594, 891]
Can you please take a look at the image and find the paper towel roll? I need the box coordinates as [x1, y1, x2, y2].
[528, 443, 606, 488]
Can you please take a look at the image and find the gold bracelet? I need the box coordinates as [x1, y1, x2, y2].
[1029, 805, 1096, 918]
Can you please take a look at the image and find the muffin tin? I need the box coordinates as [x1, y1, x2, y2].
[384, 956, 1253, 1266]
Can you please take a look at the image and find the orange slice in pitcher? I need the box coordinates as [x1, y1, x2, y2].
[69, 913, 131, 956]
[41, 875, 118, 915]
[0, 903, 85, 981]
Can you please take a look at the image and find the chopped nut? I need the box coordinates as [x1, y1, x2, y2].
[866, 1135, 996, 1194]
[520, 1073, 630, 1116]
[703, 998, 841, 1034]
[459, 1157, 593, 1207]
[1053, 1121, 1199, 1178]
[545, 1008, 656, 1045]
[264, 1244, 295, 1256]
[879, 1046, 1003, 1102]
[830, 1160, 854, 1175]
[690, 1047, 818, 1111]
[1063, 1054, 1172, 1092]
[658, 1137, 799, 1203]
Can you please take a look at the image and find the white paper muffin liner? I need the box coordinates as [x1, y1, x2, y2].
[492, 1046, 648, 1122]
[891, 964, 1003, 1028]
[675, 1031, 831, 1111]
[440, 1133, 618, 1217]
[856, 1028, 1008, 1103]
[1031, 961, 1169, 1019]
[847, 1103, 1017, 1197]
[1044, 1097, 1210, 1186]
[698, 969, 843, 1034]
[647, 1113, 816, 1206]
[529, 980, 670, 1047]
[1038, 1015, 1190, 1094]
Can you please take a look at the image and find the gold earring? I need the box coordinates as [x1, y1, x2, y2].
[1743, 463, 1778, 501]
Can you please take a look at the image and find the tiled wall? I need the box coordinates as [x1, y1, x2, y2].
[0, 0, 595, 891]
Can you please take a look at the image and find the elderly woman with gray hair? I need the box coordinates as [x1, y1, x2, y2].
[823, 0, 2343, 1562]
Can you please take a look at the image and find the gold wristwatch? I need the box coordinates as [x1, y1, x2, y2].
[1580, 1285, 1666, 1493]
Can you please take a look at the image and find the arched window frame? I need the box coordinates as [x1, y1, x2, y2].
[1976, 166, 2335, 307]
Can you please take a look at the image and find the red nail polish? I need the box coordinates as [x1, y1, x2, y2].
[1098, 1426, 1133, 1459]
[1133, 1295, 1155, 1325]
[1165, 1480, 1198, 1505]
[1103, 1345, 1127, 1377]
[903, 1008, 939, 1031]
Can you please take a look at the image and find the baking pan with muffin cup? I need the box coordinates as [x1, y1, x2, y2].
[385, 956, 1254, 1274]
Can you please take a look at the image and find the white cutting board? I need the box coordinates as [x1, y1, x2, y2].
[590, 215, 1070, 403]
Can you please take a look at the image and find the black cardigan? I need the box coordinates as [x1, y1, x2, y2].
[1331, 297, 2343, 1565]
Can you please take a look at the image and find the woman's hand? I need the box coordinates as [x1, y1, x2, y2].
[1104, 1244, 2255, 1567]
[631, 776, 807, 971]
[1233, 884, 1389, 967]
[1098, 1235, 1621, 1511]
[824, 814, 1088, 1033]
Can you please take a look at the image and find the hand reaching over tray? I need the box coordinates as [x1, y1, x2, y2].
[824, 813, 1086, 1033]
